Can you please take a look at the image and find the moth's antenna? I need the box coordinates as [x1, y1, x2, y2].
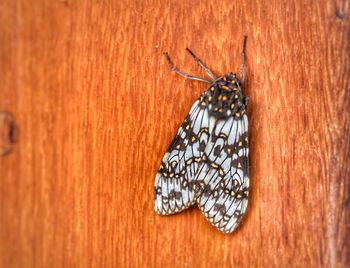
[163, 52, 212, 84]
[185, 48, 217, 81]
[240, 34, 247, 83]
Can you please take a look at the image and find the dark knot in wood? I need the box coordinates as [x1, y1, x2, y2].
[0, 112, 18, 156]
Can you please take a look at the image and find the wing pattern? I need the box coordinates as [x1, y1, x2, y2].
[154, 96, 215, 215]
[154, 72, 249, 234]
[195, 113, 249, 233]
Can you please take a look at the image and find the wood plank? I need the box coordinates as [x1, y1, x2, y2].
[0, 0, 349, 267]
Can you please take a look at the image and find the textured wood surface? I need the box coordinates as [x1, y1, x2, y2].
[0, 1, 349, 267]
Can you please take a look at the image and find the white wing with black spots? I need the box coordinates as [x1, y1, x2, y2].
[195, 113, 249, 233]
[154, 97, 215, 215]
[154, 45, 250, 234]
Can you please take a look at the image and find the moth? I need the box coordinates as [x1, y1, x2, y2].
[154, 36, 249, 233]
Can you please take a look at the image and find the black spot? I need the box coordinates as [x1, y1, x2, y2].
[232, 156, 248, 169]
[169, 190, 182, 200]
[213, 204, 226, 216]
[213, 145, 222, 157]
[199, 140, 206, 152]
[168, 190, 176, 200]
[202, 184, 212, 197]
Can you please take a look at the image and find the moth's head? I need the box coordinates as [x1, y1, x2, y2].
[222, 73, 241, 86]
[203, 73, 247, 119]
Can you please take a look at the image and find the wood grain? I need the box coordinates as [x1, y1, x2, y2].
[0, 0, 349, 267]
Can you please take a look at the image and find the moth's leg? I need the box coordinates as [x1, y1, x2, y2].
[238, 98, 248, 113]
[185, 48, 217, 80]
[163, 52, 212, 84]
[240, 34, 247, 83]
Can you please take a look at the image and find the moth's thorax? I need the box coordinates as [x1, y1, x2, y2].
[201, 73, 246, 119]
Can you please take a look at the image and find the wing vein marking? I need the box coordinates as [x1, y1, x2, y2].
[200, 118, 240, 209]
[193, 117, 229, 183]
[158, 101, 202, 214]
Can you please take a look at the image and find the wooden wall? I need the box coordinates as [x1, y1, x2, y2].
[0, 0, 349, 267]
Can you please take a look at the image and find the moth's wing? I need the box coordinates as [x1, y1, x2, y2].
[195, 113, 249, 233]
[154, 98, 215, 215]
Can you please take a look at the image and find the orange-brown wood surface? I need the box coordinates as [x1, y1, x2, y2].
[0, 1, 349, 267]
